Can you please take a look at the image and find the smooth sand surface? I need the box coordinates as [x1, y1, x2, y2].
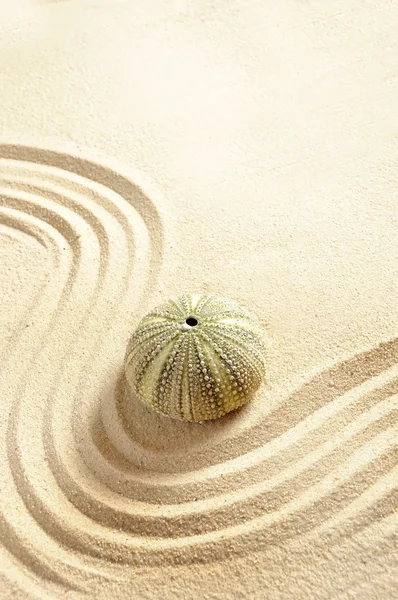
[0, 1, 397, 598]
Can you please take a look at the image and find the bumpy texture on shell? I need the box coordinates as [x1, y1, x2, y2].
[124, 293, 267, 422]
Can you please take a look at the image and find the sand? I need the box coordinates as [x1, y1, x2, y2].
[0, 0, 397, 598]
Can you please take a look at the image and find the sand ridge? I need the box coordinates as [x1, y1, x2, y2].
[0, 145, 396, 597]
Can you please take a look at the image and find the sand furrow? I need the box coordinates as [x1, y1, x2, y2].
[12, 440, 393, 568]
[77, 352, 398, 502]
[41, 389, 397, 528]
[0, 145, 396, 592]
[0, 145, 162, 590]
[0, 203, 87, 589]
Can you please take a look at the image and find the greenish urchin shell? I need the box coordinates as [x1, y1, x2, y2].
[124, 293, 267, 422]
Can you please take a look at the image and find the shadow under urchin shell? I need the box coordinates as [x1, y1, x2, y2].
[124, 293, 267, 422]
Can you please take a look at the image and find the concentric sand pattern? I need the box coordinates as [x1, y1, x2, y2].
[124, 294, 267, 421]
[0, 145, 397, 597]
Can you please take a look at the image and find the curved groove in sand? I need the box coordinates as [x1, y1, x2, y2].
[0, 206, 88, 590]
[0, 144, 396, 591]
[0, 144, 163, 589]
[0, 209, 59, 365]
[76, 342, 398, 505]
[45, 392, 398, 531]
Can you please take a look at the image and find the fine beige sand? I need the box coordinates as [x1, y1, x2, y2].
[0, 1, 397, 598]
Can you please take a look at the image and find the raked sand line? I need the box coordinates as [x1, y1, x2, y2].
[38, 344, 398, 566]
[0, 145, 397, 593]
[45, 368, 397, 544]
[0, 145, 163, 590]
[81, 344, 398, 498]
[0, 208, 83, 590]
[61, 389, 398, 529]
[0, 209, 61, 365]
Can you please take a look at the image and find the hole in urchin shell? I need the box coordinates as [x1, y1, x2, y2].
[186, 317, 198, 327]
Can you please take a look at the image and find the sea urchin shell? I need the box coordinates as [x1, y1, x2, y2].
[124, 293, 267, 422]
